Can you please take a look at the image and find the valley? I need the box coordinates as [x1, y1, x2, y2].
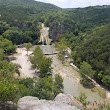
[11, 24, 105, 103]
[0, 0, 110, 109]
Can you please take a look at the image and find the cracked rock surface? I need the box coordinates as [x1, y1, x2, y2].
[18, 93, 83, 110]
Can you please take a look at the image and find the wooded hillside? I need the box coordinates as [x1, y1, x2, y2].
[0, 0, 110, 89]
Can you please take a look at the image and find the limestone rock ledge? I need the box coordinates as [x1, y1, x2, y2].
[18, 93, 83, 110]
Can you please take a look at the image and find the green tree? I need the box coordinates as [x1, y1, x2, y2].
[3, 28, 23, 45]
[0, 36, 16, 54]
[0, 61, 22, 79]
[19, 78, 34, 89]
[0, 49, 4, 60]
[56, 36, 68, 51]
[53, 74, 64, 97]
[80, 61, 95, 78]
[30, 46, 52, 77]
[18, 84, 32, 97]
[73, 24, 110, 89]
[30, 46, 44, 67]
[0, 79, 19, 103]
[0, 21, 10, 35]
[32, 77, 54, 100]
[56, 36, 68, 63]
[24, 42, 32, 55]
[80, 61, 95, 88]
[79, 92, 87, 108]
[38, 57, 52, 78]
[102, 75, 110, 89]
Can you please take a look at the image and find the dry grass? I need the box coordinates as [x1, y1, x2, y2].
[91, 86, 106, 98]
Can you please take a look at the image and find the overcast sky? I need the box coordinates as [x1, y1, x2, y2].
[36, 0, 110, 8]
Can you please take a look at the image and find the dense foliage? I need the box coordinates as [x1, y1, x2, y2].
[73, 24, 110, 89]
[30, 46, 52, 77]
[0, 0, 60, 44]
[1, 0, 110, 43]
[0, 0, 110, 105]
[0, 35, 28, 106]
[0, 36, 16, 54]
[30, 46, 63, 99]
[0, 44, 63, 104]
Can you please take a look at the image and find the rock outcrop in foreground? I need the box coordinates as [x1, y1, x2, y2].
[18, 93, 83, 110]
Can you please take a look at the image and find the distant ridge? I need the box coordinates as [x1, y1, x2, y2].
[0, 0, 60, 9]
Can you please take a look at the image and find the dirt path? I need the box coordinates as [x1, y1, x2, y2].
[12, 48, 37, 78]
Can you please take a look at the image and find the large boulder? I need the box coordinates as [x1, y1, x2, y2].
[18, 94, 83, 110]
[55, 93, 83, 109]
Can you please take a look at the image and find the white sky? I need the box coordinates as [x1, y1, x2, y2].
[35, 0, 110, 8]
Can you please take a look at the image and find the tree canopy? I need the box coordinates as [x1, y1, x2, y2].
[73, 24, 110, 89]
